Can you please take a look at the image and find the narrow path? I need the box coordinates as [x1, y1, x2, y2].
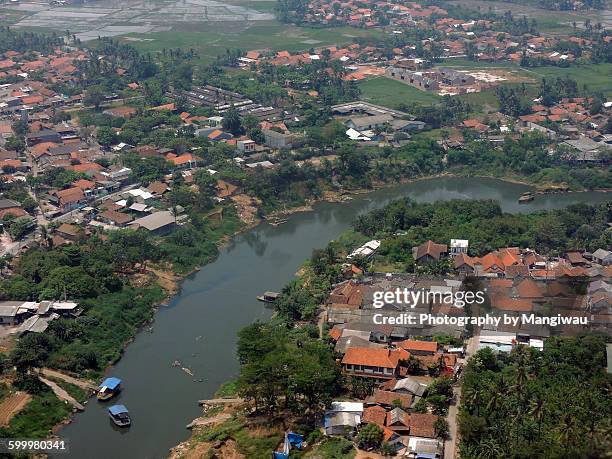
[445, 333, 479, 458]
[41, 368, 97, 391]
[444, 387, 461, 459]
[39, 377, 84, 411]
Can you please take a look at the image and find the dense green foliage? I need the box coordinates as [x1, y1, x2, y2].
[0, 27, 65, 54]
[1, 202, 241, 376]
[236, 321, 341, 415]
[353, 199, 611, 261]
[459, 336, 611, 458]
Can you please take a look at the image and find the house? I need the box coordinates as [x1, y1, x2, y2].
[262, 129, 295, 149]
[454, 252, 475, 275]
[25, 129, 61, 145]
[362, 405, 387, 427]
[53, 187, 86, 212]
[237, 139, 256, 154]
[406, 437, 443, 459]
[388, 376, 427, 397]
[398, 339, 438, 355]
[0, 302, 28, 325]
[169, 153, 198, 169]
[98, 209, 133, 227]
[341, 347, 409, 380]
[449, 239, 468, 254]
[345, 114, 393, 131]
[385, 407, 411, 434]
[366, 389, 413, 409]
[147, 181, 169, 197]
[0, 199, 27, 219]
[566, 251, 589, 266]
[409, 413, 438, 438]
[207, 129, 233, 142]
[592, 249, 612, 266]
[55, 223, 82, 241]
[413, 240, 447, 263]
[130, 211, 176, 235]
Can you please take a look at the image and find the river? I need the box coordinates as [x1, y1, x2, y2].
[59, 177, 609, 459]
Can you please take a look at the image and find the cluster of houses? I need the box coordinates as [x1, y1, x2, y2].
[440, 98, 611, 165]
[280, 0, 603, 63]
[324, 332, 455, 456]
[0, 299, 79, 335]
[415, 239, 612, 334]
[330, 101, 425, 146]
[320, 235, 611, 455]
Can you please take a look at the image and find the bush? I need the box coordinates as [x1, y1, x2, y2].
[13, 373, 46, 395]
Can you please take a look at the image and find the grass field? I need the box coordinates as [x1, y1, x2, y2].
[358, 76, 441, 108]
[526, 63, 612, 96]
[0, 8, 30, 26]
[121, 22, 384, 62]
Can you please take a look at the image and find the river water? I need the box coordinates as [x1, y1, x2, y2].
[60, 177, 609, 459]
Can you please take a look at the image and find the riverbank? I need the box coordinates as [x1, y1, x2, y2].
[55, 176, 610, 458]
[47, 172, 607, 435]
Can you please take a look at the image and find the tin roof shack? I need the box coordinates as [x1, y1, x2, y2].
[324, 402, 363, 436]
[0, 303, 28, 325]
[0, 300, 79, 332]
[130, 211, 176, 235]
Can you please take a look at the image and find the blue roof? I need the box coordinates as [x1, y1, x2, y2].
[100, 377, 121, 390]
[108, 405, 129, 415]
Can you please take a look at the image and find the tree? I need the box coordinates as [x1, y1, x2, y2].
[358, 423, 383, 449]
[84, 85, 105, 110]
[222, 106, 242, 135]
[96, 126, 117, 147]
[434, 417, 450, 438]
[7, 216, 34, 240]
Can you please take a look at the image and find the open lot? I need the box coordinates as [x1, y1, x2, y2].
[358, 76, 441, 108]
[527, 63, 612, 96]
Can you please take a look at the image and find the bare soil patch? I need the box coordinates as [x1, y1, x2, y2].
[0, 392, 31, 426]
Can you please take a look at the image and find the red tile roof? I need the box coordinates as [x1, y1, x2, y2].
[342, 348, 408, 368]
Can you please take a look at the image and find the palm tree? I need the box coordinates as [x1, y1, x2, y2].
[476, 438, 504, 459]
[531, 399, 546, 437]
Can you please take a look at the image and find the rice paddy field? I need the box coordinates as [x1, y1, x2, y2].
[0, 0, 383, 62]
[122, 22, 385, 62]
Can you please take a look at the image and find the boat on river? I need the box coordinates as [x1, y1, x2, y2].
[518, 192, 535, 203]
[97, 377, 122, 401]
[256, 291, 280, 302]
[108, 405, 131, 427]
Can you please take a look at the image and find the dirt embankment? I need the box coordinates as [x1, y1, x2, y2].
[169, 401, 246, 459]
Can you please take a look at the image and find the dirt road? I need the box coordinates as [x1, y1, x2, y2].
[41, 368, 97, 391]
